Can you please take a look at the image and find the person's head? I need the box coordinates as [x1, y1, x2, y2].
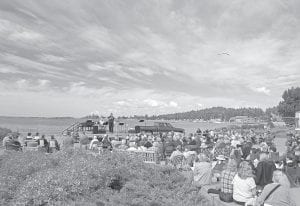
[7, 133, 13, 139]
[226, 159, 238, 172]
[259, 152, 269, 161]
[51, 135, 55, 140]
[238, 161, 253, 179]
[272, 170, 290, 187]
[36, 132, 39, 136]
[269, 146, 277, 153]
[216, 155, 226, 162]
[196, 154, 209, 163]
[11, 132, 19, 139]
[176, 145, 181, 151]
[27, 133, 31, 136]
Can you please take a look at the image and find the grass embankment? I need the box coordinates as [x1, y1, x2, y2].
[0, 150, 208, 206]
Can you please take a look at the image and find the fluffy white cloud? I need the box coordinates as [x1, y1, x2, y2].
[252, 87, 271, 95]
[169, 101, 178, 108]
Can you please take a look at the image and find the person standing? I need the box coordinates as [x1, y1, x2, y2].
[108, 113, 114, 133]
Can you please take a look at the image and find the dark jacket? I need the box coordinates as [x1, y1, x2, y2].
[255, 160, 276, 187]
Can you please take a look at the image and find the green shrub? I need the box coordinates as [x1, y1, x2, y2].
[0, 149, 207, 206]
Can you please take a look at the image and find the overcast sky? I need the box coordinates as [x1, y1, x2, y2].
[0, 0, 299, 117]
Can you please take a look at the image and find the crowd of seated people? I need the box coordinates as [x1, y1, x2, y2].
[2, 132, 22, 151]
[3, 126, 299, 205]
[2, 132, 60, 153]
[96, 128, 298, 205]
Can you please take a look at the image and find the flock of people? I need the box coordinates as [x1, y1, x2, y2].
[2, 126, 300, 206]
[86, 128, 299, 206]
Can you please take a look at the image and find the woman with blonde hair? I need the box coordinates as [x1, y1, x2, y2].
[232, 161, 256, 205]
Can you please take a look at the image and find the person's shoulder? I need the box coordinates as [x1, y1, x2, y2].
[264, 183, 277, 190]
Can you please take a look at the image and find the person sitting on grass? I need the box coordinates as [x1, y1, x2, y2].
[255, 153, 276, 188]
[183, 148, 197, 167]
[193, 154, 212, 189]
[2, 133, 12, 148]
[26, 132, 32, 140]
[100, 135, 112, 151]
[49, 135, 60, 153]
[208, 159, 238, 203]
[143, 137, 153, 149]
[79, 132, 90, 149]
[34, 132, 40, 140]
[232, 161, 256, 205]
[89, 136, 99, 150]
[127, 142, 138, 151]
[219, 159, 238, 202]
[37, 135, 49, 151]
[170, 145, 184, 168]
[118, 139, 129, 150]
[255, 170, 295, 206]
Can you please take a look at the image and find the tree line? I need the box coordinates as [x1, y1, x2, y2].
[139, 107, 265, 121]
[129, 87, 300, 125]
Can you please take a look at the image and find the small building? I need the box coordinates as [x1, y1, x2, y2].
[229, 116, 256, 124]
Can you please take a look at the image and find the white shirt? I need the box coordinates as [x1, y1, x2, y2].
[232, 174, 256, 203]
[231, 140, 241, 148]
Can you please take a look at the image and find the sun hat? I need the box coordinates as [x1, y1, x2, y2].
[216, 155, 226, 161]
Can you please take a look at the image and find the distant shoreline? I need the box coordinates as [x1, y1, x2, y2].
[0, 116, 75, 119]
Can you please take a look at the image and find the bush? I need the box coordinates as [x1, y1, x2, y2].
[0, 149, 207, 206]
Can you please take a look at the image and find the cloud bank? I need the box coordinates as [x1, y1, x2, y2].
[0, 0, 299, 117]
